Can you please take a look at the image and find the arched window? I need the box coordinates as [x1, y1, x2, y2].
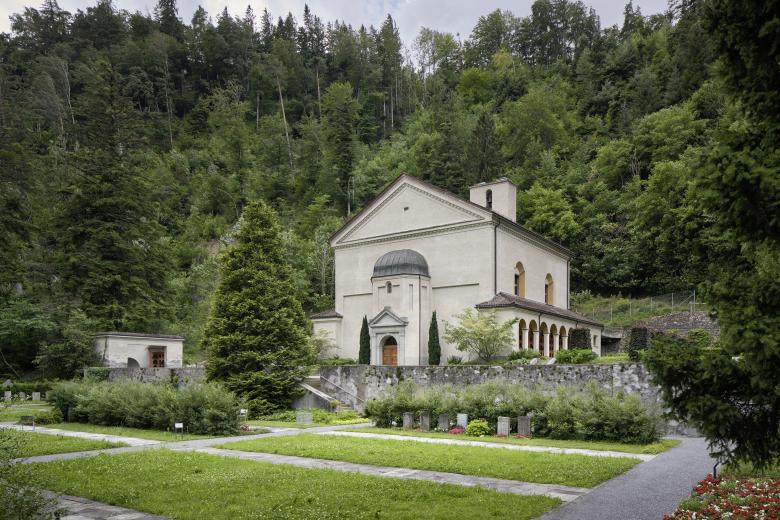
[514, 262, 526, 297]
[485, 189, 493, 209]
[544, 274, 554, 305]
[386, 281, 392, 294]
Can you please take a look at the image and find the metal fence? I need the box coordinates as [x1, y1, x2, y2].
[573, 290, 707, 326]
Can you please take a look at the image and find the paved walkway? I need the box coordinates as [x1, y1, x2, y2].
[1, 423, 160, 446]
[50, 493, 167, 520]
[537, 437, 716, 520]
[317, 431, 655, 461]
[186, 446, 589, 502]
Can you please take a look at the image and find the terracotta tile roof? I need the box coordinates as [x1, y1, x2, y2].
[476, 292, 603, 327]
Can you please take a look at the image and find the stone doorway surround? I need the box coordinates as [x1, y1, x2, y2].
[368, 307, 407, 365]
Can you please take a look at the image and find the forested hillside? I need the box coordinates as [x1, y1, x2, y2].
[0, 0, 769, 374]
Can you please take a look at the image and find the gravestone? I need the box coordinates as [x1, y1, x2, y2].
[32, 392, 41, 402]
[437, 413, 449, 431]
[456, 413, 468, 428]
[517, 415, 532, 437]
[296, 410, 313, 425]
[419, 410, 431, 432]
[3, 391, 10, 401]
[18, 392, 26, 401]
[402, 412, 414, 430]
[2, 379, 11, 389]
[497, 416, 511, 436]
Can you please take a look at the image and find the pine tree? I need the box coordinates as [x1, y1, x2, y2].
[428, 311, 441, 365]
[359, 315, 370, 364]
[204, 200, 314, 415]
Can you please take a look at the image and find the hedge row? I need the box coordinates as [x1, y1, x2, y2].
[365, 380, 663, 444]
[48, 380, 241, 435]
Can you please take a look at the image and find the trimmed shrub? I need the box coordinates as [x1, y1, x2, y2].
[502, 350, 540, 365]
[556, 349, 598, 364]
[627, 327, 650, 361]
[465, 418, 489, 436]
[446, 355, 463, 365]
[47, 380, 241, 435]
[4, 381, 55, 394]
[364, 380, 663, 443]
[687, 328, 712, 349]
[569, 329, 592, 350]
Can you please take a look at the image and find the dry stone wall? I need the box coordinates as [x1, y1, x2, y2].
[101, 367, 205, 387]
[319, 363, 659, 413]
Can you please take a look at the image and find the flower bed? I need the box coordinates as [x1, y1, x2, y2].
[665, 474, 780, 519]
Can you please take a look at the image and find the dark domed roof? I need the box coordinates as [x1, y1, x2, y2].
[373, 249, 429, 278]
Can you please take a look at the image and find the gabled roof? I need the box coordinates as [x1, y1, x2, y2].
[330, 173, 572, 258]
[369, 306, 408, 327]
[310, 309, 342, 320]
[476, 292, 603, 327]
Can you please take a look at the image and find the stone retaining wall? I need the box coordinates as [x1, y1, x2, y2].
[100, 367, 205, 387]
[319, 363, 659, 413]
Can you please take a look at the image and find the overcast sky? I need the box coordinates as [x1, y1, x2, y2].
[1, 0, 670, 47]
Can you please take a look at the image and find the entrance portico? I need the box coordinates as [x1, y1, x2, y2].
[369, 307, 408, 365]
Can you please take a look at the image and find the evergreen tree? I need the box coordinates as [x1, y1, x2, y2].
[358, 315, 370, 364]
[204, 200, 314, 415]
[427, 311, 441, 365]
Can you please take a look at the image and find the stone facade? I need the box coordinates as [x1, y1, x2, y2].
[320, 363, 659, 413]
[94, 332, 184, 368]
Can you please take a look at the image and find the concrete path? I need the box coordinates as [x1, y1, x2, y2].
[1, 423, 160, 446]
[317, 431, 655, 461]
[50, 492, 168, 520]
[186, 446, 589, 502]
[537, 437, 716, 520]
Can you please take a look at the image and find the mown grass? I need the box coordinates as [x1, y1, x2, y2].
[48, 423, 214, 441]
[594, 353, 631, 364]
[218, 433, 639, 487]
[29, 450, 561, 519]
[2, 429, 125, 457]
[341, 427, 680, 455]
[245, 418, 369, 429]
[0, 404, 53, 423]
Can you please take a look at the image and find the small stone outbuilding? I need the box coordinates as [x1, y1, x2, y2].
[94, 332, 184, 368]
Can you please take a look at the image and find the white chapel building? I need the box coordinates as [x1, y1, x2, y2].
[311, 174, 603, 365]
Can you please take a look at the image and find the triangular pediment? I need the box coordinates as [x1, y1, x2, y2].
[332, 175, 489, 245]
[369, 307, 408, 327]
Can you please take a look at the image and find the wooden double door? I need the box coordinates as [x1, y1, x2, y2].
[382, 337, 398, 366]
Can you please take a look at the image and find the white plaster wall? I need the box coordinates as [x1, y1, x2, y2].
[335, 225, 494, 362]
[496, 228, 569, 308]
[469, 181, 517, 222]
[94, 336, 184, 368]
[311, 318, 343, 359]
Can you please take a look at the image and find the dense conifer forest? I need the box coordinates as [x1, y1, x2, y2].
[0, 0, 776, 375]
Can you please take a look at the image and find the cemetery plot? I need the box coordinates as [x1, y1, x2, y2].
[340, 427, 680, 455]
[216, 433, 640, 487]
[28, 450, 561, 520]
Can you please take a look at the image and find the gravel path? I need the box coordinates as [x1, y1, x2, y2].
[537, 437, 715, 520]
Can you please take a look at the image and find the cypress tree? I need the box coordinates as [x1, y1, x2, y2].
[428, 311, 441, 365]
[204, 200, 314, 415]
[358, 315, 370, 364]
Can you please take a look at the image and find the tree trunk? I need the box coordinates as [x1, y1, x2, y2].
[315, 64, 322, 119]
[162, 47, 174, 148]
[276, 73, 294, 173]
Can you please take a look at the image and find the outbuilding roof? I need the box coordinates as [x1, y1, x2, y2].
[475, 292, 603, 327]
[372, 249, 430, 278]
[310, 309, 343, 319]
[94, 332, 185, 340]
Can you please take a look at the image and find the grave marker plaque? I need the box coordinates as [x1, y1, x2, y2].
[456, 413, 468, 428]
[437, 413, 449, 431]
[296, 411, 313, 425]
[497, 416, 511, 436]
[32, 392, 41, 402]
[402, 412, 414, 430]
[517, 415, 532, 437]
[420, 410, 431, 432]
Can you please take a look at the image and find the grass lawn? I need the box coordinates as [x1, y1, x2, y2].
[48, 423, 216, 441]
[244, 418, 369, 429]
[343, 427, 679, 455]
[0, 404, 53, 423]
[594, 353, 631, 364]
[724, 461, 780, 478]
[218, 433, 639, 487]
[2, 429, 125, 457]
[29, 450, 560, 519]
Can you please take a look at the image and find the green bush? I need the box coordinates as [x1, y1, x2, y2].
[364, 380, 662, 443]
[502, 350, 540, 365]
[555, 349, 598, 364]
[257, 409, 361, 424]
[569, 329, 592, 350]
[27, 408, 63, 425]
[446, 355, 463, 365]
[465, 418, 489, 436]
[4, 381, 55, 394]
[628, 327, 650, 361]
[318, 358, 357, 366]
[47, 380, 241, 435]
[687, 329, 712, 349]
[83, 367, 111, 382]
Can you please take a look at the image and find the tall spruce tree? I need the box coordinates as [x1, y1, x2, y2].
[428, 311, 441, 365]
[358, 315, 370, 364]
[204, 200, 314, 415]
